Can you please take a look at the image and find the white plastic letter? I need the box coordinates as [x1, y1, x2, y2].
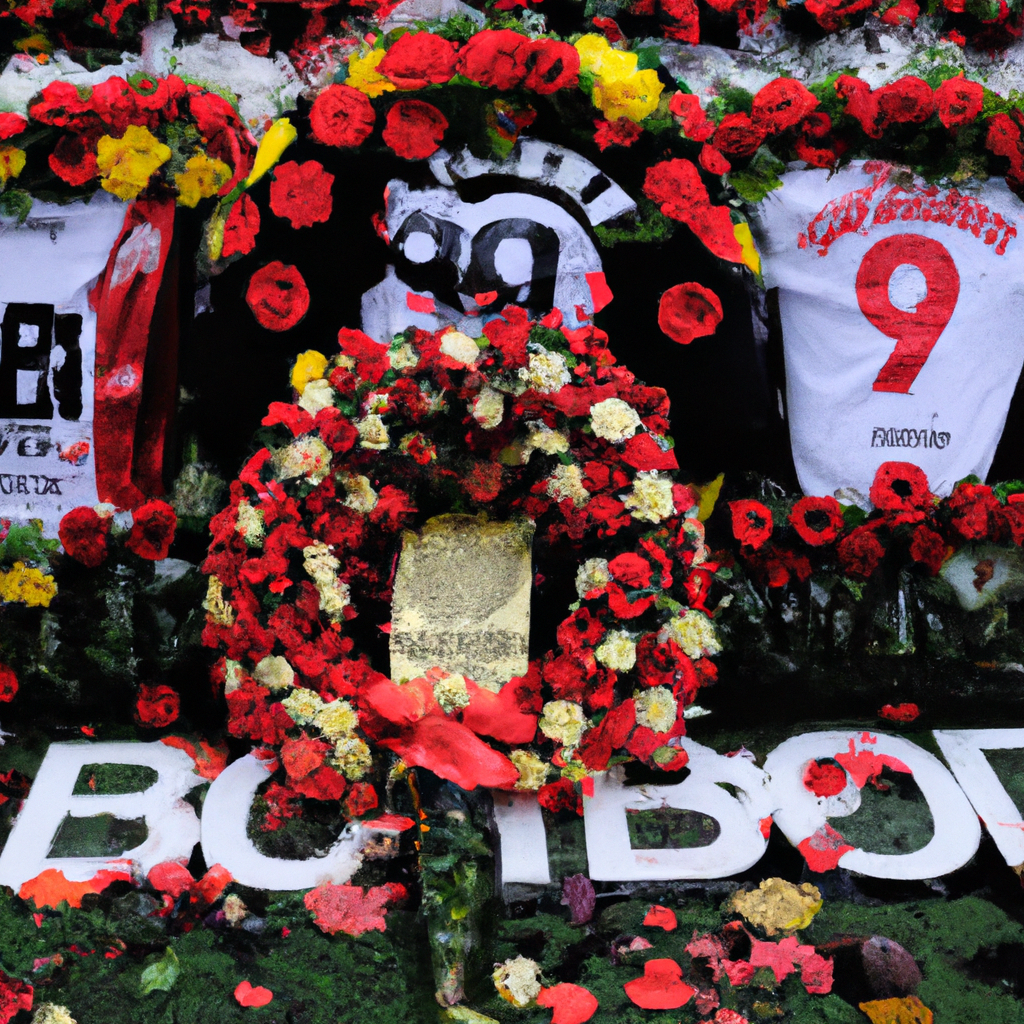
[491, 791, 551, 885]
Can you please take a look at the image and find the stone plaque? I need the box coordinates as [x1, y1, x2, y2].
[389, 514, 533, 691]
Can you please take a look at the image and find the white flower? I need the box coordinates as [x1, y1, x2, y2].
[222, 893, 247, 925]
[315, 698, 359, 740]
[298, 377, 335, 415]
[493, 956, 542, 1007]
[253, 655, 294, 691]
[223, 659, 246, 694]
[524, 421, 570, 459]
[471, 387, 505, 429]
[282, 687, 324, 726]
[662, 609, 722, 660]
[590, 397, 642, 443]
[302, 543, 350, 621]
[440, 329, 482, 366]
[31, 1006, 77, 1024]
[624, 471, 675, 523]
[634, 686, 677, 733]
[333, 734, 372, 779]
[389, 341, 419, 370]
[273, 436, 332, 485]
[357, 414, 389, 450]
[234, 500, 265, 547]
[547, 464, 589, 508]
[539, 700, 587, 749]
[519, 349, 570, 393]
[576, 558, 611, 599]
[433, 673, 471, 713]
[510, 750, 549, 791]
[341, 473, 378, 513]
[595, 630, 636, 671]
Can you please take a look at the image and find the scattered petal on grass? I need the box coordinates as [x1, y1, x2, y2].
[304, 882, 406, 936]
[624, 958, 695, 1010]
[234, 981, 273, 1007]
[18, 868, 130, 909]
[643, 905, 678, 931]
[859, 995, 933, 1024]
[537, 983, 599, 1024]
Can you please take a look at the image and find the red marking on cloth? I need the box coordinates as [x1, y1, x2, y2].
[759, 816, 773, 839]
[581, 776, 595, 798]
[835, 738, 911, 789]
[856, 234, 959, 393]
[406, 292, 435, 314]
[798, 823, 855, 872]
[586, 271, 614, 313]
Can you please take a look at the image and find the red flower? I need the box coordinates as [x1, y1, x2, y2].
[669, 92, 714, 142]
[337, 327, 390, 383]
[658, 282, 723, 345]
[344, 781, 379, 818]
[127, 500, 177, 560]
[712, 112, 766, 158]
[48, 127, 101, 187]
[594, 117, 644, 151]
[661, 0, 700, 42]
[794, 112, 840, 169]
[948, 481, 1001, 539]
[382, 99, 448, 160]
[222, 193, 260, 257]
[805, 0, 874, 30]
[874, 77, 935, 130]
[751, 78, 819, 133]
[309, 84, 376, 148]
[699, 144, 731, 175]
[456, 29, 530, 89]
[270, 160, 334, 229]
[537, 777, 582, 815]
[934, 76, 982, 129]
[246, 262, 310, 332]
[0, 969, 32, 1023]
[987, 113, 1024, 184]
[0, 664, 17, 703]
[869, 461, 932, 513]
[226, 678, 291, 745]
[59, 506, 111, 567]
[0, 113, 26, 140]
[803, 759, 847, 797]
[789, 495, 844, 546]
[730, 499, 773, 550]
[379, 32, 458, 89]
[879, 702, 920, 722]
[609, 552, 653, 589]
[524, 39, 580, 94]
[624, 958, 695, 1010]
[909, 524, 946, 574]
[135, 683, 180, 728]
[837, 525, 885, 578]
[29, 80, 93, 128]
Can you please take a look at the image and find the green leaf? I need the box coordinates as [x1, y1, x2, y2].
[140, 946, 180, 995]
[0, 190, 32, 224]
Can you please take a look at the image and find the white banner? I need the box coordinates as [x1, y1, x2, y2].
[752, 162, 1024, 503]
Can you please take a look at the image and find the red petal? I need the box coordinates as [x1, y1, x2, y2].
[462, 680, 538, 745]
[234, 981, 274, 1007]
[537, 983, 599, 1024]
[643, 905, 678, 931]
[147, 861, 194, 898]
[624, 958, 695, 1010]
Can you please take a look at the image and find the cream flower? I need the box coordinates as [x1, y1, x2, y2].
[235, 500, 265, 547]
[576, 558, 611, 599]
[203, 575, 235, 627]
[590, 397, 642, 443]
[389, 341, 419, 370]
[223, 659, 246, 694]
[634, 686, 677, 733]
[298, 378, 335, 415]
[539, 700, 587, 749]
[595, 630, 637, 672]
[623, 471, 675, 523]
[510, 750, 550, 791]
[222, 893, 247, 925]
[341, 473, 378, 513]
[547, 464, 589, 508]
[31, 1006, 77, 1024]
[519, 349, 570, 394]
[273, 436, 332, 485]
[303, 542, 350, 620]
[357, 414, 390, 450]
[315, 698, 359, 740]
[281, 686, 324, 726]
[663, 609, 722, 660]
[524, 421, 570, 459]
[493, 956, 542, 1008]
[433, 673, 471, 713]
[333, 734, 373, 779]
[253, 655, 294, 691]
[440, 329, 482, 366]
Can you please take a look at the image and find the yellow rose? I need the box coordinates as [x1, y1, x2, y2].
[0, 145, 26, 185]
[291, 350, 329, 394]
[174, 152, 232, 208]
[96, 125, 172, 201]
[246, 117, 297, 188]
[575, 33, 663, 122]
[346, 48, 396, 99]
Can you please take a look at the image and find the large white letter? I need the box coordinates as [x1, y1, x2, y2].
[491, 791, 551, 885]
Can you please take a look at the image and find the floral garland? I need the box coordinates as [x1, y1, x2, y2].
[200, 306, 726, 817]
[0, 72, 255, 214]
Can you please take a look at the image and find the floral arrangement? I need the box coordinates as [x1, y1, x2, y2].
[199, 305, 727, 821]
[0, 72, 255, 214]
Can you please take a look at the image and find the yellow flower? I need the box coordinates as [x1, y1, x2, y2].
[205, 208, 225, 262]
[0, 145, 26, 184]
[174, 152, 232, 208]
[730, 878, 823, 935]
[245, 117, 297, 188]
[575, 33, 663, 122]
[346, 49, 396, 99]
[291, 350, 329, 395]
[734, 222, 761, 274]
[96, 125, 172, 201]
[0, 561, 56, 607]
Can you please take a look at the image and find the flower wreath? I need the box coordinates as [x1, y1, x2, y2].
[200, 306, 726, 817]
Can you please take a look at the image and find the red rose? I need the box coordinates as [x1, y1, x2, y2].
[0, 663, 17, 703]
[874, 77, 934, 131]
[456, 30, 530, 89]
[246, 262, 310, 331]
[379, 32, 458, 90]
[309, 84, 376, 148]
[789, 495, 844, 546]
[751, 78, 819, 133]
[948, 481, 1001, 539]
[712, 112, 766, 158]
[698, 144, 731, 175]
[730, 499, 773, 549]
[48, 127, 101, 187]
[658, 282, 723, 345]
[59, 506, 112, 567]
[126, 500, 177, 560]
[0, 112, 26, 139]
[909, 524, 946, 574]
[879, 0, 919, 24]
[869, 461, 932, 513]
[837, 525, 885, 578]
[669, 93, 714, 142]
[270, 160, 334, 229]
[594, 117, 644, 151]
[29, 80, 94, 127]
[337, 326, 390, 383]
[135, 683, 180, 728]
[524, 39, 580, 94]
[89, 76, 136, 135]
[222, 193, 260, 258]
[934, 75, 983, 129]
[382, 99, 448, 160]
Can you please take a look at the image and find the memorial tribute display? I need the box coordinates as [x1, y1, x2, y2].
[0, 0, 1021, 1020]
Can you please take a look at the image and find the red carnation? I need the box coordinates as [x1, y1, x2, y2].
[837, 524, 885, 579]
[935, 75, 983, 129]
[135, 683, 181, 728]
[382, 100, 448, 160]
[127, 500, 177, 560]
[0, 663, 17, 703]
[875, 77, 935, 131]
[879, 0, 919, 24]
[948, 481, 1001, 540]
[752, 78, 819, 133]
[456, 29, 530, 89]
[789, 495, 844, 546]
[658, 282, 723, 345]
[222, 193, 260, 258]
[48, 127, 101, 187]
[730, 499, 773, 550]
[869, 461, 933, 513]
[537, 777, 582, 815]
[909, 524, 946, 574]
[712, 112, 766, 158]
[594, 117, 644, 151]
[309, 84, 376, 148]
[0, 113, 26, 140]
[270, 160, 334, 230]
[699, 144, 731, 175]
[669, 92, 714, 142]
[803, 759, 847, 797]
[379, 32, 458, 90]
[246, 262, 310, 332]
[337, 327, 390, 383]
[524, 39, 580, 94]
[59, 506, 112, 567]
